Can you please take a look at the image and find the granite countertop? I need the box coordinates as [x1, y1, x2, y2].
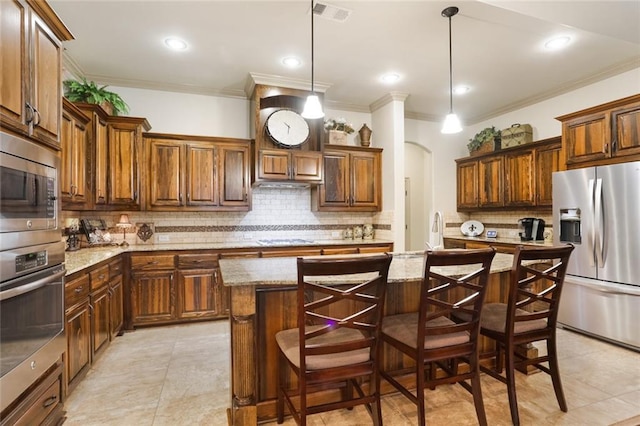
[218, 251, 517, 287]
[445, 236, 554, 247]
[63, 239, 393, 276]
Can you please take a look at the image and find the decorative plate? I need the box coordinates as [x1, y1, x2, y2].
[461, 220, 484, 237]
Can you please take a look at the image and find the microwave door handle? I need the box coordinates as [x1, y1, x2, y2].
[32, 176, 38, 206]
[594, 178, 604, 268]
[588, 178, 596, 267]
[0, 269, 65, 301]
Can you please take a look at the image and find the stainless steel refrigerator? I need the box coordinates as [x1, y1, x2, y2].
[552, 161, 640, 351]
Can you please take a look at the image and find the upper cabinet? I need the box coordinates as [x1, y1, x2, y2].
[556, 94, 640, 169]
[144, 133, 251, 211]
[456, 137, 561, 211]
[61, 99, 90, 209]
[312, 146, 382, 212]
[251, 84, 324, 185]
[0, 0, 73, 149]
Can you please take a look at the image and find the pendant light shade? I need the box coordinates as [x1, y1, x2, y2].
[441, 6, 462, 134]
[302, 0, 324, 119]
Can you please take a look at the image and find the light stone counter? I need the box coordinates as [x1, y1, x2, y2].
[64, 239, 393, 276]
[445, 236, 554, 247]
[219, 251, 517, 287]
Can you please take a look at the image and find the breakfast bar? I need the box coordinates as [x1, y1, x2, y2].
[220, 252, 522, 425]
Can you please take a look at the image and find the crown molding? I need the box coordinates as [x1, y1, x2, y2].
[369, 92, 409, 112]
[244, 72, 331, 98]
[404, 110, 441, 122]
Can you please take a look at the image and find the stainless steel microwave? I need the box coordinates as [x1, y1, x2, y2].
[0, 132, 59, 236]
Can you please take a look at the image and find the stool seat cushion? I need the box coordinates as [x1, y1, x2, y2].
[481, 303, 547, 334]
[382, 312, 470, 349]
[276, 325, 369, 370]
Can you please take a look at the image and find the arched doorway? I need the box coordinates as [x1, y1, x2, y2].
[404, 142, 433, 251]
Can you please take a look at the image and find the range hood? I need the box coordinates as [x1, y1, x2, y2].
[253, 181, 312, 189]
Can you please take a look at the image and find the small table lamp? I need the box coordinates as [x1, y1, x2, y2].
[116, 214, 132, 247]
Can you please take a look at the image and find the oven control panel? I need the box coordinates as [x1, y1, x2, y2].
[15, 250, 47, 273]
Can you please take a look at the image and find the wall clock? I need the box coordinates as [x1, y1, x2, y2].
[265, 109, 310, 148]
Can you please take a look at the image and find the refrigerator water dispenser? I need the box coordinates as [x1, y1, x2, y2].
[559, 209, 581, 243]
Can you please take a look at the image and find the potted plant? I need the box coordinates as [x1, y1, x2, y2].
[63, 78, 129, 116]
[467, 126, 501, 155]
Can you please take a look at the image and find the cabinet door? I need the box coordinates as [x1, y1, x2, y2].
[612, 103, 640, 158]
[257, 149, 290, 180]
[109, 275, 123, 340]
[504, 149, 535, 206]
[219, 144, 250, 207]
[0, 0, 29, 135]
[479, 156, 504, 207]
[148, 140, 183, 208]
[29, 12, 63, 148]
[65, 300, 91, 391]
[61, 107, 89, 208]
[186, 143, 217, 206]
[535, 143, 561, 206]
[94, 114, 109, 205]
[457, 160, 478, 209]
[319, 150, 349, 208]
[107, 121, 142, 209]
[291, 151, 322, 182]
[564, 112, 610, 165]
[177, 269, 219, 319]
[90, 287, 110, 360]
[130, 270, 175, 325]
[350, 151, 380, 209]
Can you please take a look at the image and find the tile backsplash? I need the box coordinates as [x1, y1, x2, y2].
[63, 187, 393, 245]
[443, 211, 552, 240]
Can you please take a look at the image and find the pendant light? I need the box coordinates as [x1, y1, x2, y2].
[301, 0, 324, 119]
[441, 6, 462, 134]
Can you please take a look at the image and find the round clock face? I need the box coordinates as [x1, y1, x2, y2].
[265, 109, 310, 148]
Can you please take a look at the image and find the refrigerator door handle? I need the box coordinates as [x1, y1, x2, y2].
[594, 178, 604, 268]
[588, 178, 596, 267]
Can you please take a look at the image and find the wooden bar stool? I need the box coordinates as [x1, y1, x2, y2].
[275, 253, 393, 425]
[379, 248, 496, 426]
[479, 244, 574, 426]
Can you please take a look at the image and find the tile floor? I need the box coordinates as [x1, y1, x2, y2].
[64, 321, 640, 425]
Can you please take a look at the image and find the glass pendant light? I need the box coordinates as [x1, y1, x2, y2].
[441, 6, 462, 134]
[302, 0, 324, 119]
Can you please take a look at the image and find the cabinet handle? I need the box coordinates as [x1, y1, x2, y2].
[604, 143, 609, 154]
[179, 193, 183, 204]
[74, 286, 83, 293]
[134, 191, 138, 202]
[25, 102, 35, 124]
[33, 107, 41, 126]
[70, 184, 77, 196]
[42, 395, 57, 408]
[98, 274, 105, 280]
[148, 261, 159, 265]
[244, 193, 248, 202]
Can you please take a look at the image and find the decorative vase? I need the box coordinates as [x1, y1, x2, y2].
[358, 124, 372, 147]
[328, 130, 348, 145]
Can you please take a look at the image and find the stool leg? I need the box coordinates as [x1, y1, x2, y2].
[548, 336, 568, 412]
[505, 345, 520, 426]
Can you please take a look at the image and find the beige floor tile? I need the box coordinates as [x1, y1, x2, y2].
[64, 322, 640, 426]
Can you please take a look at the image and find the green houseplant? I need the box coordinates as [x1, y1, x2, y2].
[63, 78, 129, 116]
[467, 126, 500, 154]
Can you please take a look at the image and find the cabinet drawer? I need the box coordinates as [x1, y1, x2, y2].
[358, 245, 393, 254]
[90, 265, 110, 291]
[177, 253, 219, 269]
[4, 363, 63, 426]
[322, 247, 359, 255]
[109, 259, 123, 277]
[218, 251, 260, 259]
[131, 254, 175, 271]
[65, 274, 90, 308]
[15, 374, 61, 426]
[261, 249, 322, 258]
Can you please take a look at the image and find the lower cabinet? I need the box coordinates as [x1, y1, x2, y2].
[0, 361, 65, 426]
[64, 259, 124, 396]
[177, 269, 219, 319]
[130, 270, 176, 325]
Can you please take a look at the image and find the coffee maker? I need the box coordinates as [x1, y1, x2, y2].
[518, 218, 545, 241]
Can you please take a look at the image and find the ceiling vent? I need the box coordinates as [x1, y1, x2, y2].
[313, 2, 352, 23]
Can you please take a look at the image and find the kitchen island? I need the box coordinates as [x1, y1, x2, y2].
[219, 252, 522, 425]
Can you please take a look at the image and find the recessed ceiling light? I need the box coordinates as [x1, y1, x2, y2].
[282, 57, 302, 68]
[544, 36, 571, 50]
[381, 73, 400, 84]
[453, 86, 470, 95]
[164, 37, 188, 51]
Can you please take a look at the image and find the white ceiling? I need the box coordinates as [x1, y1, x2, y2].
[50, 1, 640, 124]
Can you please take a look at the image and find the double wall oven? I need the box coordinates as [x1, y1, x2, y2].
[0, 132, 66, 413]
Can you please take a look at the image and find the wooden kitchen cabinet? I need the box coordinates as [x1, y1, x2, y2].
[177, 268, 219, 319]
[456, 137, 561, 211]
[106, 116, 151, 210]
[0, 0, 72, 150]
[257, 149, 323, 183]
[479, 156, 504, 207]
[64, 273, 91, 394]
[61, 99, 90, 209]
[108, 259, 124, 339]
[145, 134, 251, 211]
[313, 146, 382, 212]
[130, 269, 176, 326]
[557, 94, 640, 168]
[90, 285, 110, 360]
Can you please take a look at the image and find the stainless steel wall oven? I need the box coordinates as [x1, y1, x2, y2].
[0, 132, 66, 413]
